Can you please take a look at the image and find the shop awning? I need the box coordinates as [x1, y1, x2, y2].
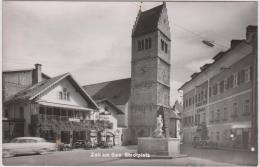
[37, 101, 93, 112]
[231, 122, 251, 129]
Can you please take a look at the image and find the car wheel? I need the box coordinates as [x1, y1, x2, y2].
[38, 148, 49, 155]
[3, 150, 14, 158]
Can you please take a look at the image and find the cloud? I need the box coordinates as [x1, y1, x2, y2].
[3, 1, 257, 106]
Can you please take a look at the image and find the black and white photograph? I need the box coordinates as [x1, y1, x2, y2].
[1, 0, 258, 166]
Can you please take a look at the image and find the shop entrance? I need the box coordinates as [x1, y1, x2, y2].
[61, 131, 70, 144]
[73, 131, 86, 143]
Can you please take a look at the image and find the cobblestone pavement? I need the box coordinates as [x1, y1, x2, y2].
[2, 145, 257, 166]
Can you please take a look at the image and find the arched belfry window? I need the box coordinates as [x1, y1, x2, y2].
[137, 37, 152, 51]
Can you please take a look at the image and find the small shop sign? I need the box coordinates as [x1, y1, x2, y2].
[99, 115, 111, 121]
[69, 118, 80, 122]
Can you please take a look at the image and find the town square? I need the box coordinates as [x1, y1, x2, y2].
[2, 1, 258, 166]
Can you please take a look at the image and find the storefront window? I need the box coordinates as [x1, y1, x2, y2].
[46, 108, 52, 115]
[68, 110, 73, 117]
[39, 107, 45, 115]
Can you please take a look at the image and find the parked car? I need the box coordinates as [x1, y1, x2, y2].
[73, 140, 86, 148]
[3, 137, 57, 158]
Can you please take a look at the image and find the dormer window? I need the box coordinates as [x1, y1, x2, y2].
[58, 88, 70, 101]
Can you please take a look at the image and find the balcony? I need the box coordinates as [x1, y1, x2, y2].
[209, 120, 214, 124]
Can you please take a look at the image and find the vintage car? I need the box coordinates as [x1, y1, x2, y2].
[3, 137, 57, 158]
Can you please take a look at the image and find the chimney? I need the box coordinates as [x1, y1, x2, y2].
[246, 25, 257, 43]
[230, 40, 242, 49]
[33, 63, 42, 83]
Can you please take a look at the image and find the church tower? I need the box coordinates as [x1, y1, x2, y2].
[128, 2, 171, 144]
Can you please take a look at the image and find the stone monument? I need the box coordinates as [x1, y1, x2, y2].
[138, 114, 181, 158]
[152, 115, 164, 138]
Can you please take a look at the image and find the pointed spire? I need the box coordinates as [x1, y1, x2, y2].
[163, 1, 166, 6]
[132, 2, 142, 35]
[139, 1, 143, 12]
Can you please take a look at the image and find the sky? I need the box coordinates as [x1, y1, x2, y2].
[2, 1, 258, 105]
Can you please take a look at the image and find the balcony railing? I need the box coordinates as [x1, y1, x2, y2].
[39, 114, 78, 122]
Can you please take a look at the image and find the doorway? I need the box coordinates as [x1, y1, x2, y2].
[61, 131, 70, 144]
[242, 131, 249, 149]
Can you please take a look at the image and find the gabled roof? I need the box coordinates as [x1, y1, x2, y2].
[96, 99, 125, 115]
[6, 73, 98, 109]
[132, 4, 164, 37]
[83, 78, 131, 106]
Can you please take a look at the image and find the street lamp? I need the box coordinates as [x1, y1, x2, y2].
[202, 40, 215, 47]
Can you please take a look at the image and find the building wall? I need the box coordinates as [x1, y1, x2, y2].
[2, 71, 33, 101]
[3, 102, 37, 137]
[98, 102, 123, 145]
[40, 78, 89, 108]
[116, 103, 128, 127]
[181, 31, 256, 149]
[2, 69, 48, 101]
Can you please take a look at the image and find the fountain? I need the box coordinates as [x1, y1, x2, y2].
[137, 114, 181, 158]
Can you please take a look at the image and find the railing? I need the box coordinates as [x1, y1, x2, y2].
[39, 114, 91, 123]
[60, 116, 68, 121]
